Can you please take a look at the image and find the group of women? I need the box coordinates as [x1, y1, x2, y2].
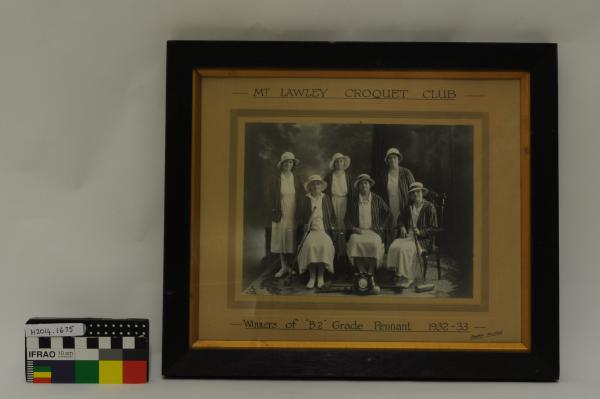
[269, 149, 438, 291]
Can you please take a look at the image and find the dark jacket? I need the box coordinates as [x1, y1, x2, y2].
[345, 192, 391, 239]
[297, 193, 336, 238]
[398, 200, 438, 251]
[268, 173, 303, 223]
[377, 166, 415, 217]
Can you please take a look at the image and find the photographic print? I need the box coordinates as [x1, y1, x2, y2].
[242, 123, 473, 299]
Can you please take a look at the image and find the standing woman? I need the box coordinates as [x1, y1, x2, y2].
[297, 175, 336, 288]
[386, 182, 438, 288]
[269, 152, 302, 278]
[325, 153, 353, 259]
[379, 147, 415, 244]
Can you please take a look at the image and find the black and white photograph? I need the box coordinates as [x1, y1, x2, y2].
[242, 122, 474, 298]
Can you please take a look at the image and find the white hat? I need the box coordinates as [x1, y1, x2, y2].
[384, 147, 403, 163]
[304, 175, 328, 192]
[329, 153, 351, 170]
[277, 152, 300, 168]
[353, 173, 375, 189]
[407, 181, 429, 195]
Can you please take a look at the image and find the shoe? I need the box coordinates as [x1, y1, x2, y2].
[306, 277, 315, 289]
[317, 277, 325, 288]
[274, 267, 288, 278]
[369, 275, 380, 293]
[400, 279, 414, 288]
[394, 276, 406, 287]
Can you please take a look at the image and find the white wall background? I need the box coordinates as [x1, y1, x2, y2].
[1, 0, 598, 397]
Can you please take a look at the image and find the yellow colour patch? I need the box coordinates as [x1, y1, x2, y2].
[99, 360, 123, 384]
[33, 371, 51, 379]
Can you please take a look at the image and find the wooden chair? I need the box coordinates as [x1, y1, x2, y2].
[421, 192, 445, 280]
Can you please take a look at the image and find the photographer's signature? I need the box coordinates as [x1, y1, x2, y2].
[470, 330, 503, 340]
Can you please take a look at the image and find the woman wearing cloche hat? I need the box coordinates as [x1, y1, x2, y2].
[378, 147, 415, 238]
[345, 173, 391, 293]
[324, 153, 354, 262]
[324, 153, 353, 230]
[269, 152, 302, 278]
[297, 175, 336, 289]
[386, 182, 438, 288]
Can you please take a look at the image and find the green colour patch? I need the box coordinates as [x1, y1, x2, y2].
[33, 365, 51, 373]
[75, 360, 99, 383]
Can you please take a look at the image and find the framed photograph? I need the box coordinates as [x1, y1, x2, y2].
[162, 41, 558, 380]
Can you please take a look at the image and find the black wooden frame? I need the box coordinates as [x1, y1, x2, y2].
[162, 41, 558, 381]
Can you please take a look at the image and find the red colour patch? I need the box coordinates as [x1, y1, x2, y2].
[123, 360, 147, 383]
[33, 378, 51, 384]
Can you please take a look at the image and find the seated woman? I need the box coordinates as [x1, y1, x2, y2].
[386, 182, 438, 288]
[345, 174, 391, 292]
[297, 175, 336, 289]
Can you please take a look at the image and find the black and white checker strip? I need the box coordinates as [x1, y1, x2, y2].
[26, 336, 147, 350]
[84, 320, 148, 338]
[25, 318, 148, 338]
[25, 360, 33, 382]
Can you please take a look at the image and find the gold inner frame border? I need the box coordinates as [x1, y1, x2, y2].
[188, 69, 531, 352]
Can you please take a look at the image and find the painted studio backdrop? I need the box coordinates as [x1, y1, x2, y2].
[242, 123, 473, 298]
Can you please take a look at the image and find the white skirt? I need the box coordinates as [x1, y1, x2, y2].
[331, 195, 347, 256]
[270, 194, 296, 254]
[346, 230, 385, 267]
[298, 230, 335, 274]
[331, 195, 347, 230]
[388, 193, 400, 227]
[386, 236, 420, 280]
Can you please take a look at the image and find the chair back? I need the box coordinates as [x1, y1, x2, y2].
[426, 191, 446, 229]
[425, 191, 446, 251]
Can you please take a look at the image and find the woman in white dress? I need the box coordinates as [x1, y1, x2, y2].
[345, 174, 391, 292]
[386, 182, 438, 288]
[324, 153, 353, 262]
[297, 175, 336, 289]
[378, 148, 415, 247]
[269, 152, 302, 278]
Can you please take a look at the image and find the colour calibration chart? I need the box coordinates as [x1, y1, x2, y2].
[25, 318, 149, 384]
